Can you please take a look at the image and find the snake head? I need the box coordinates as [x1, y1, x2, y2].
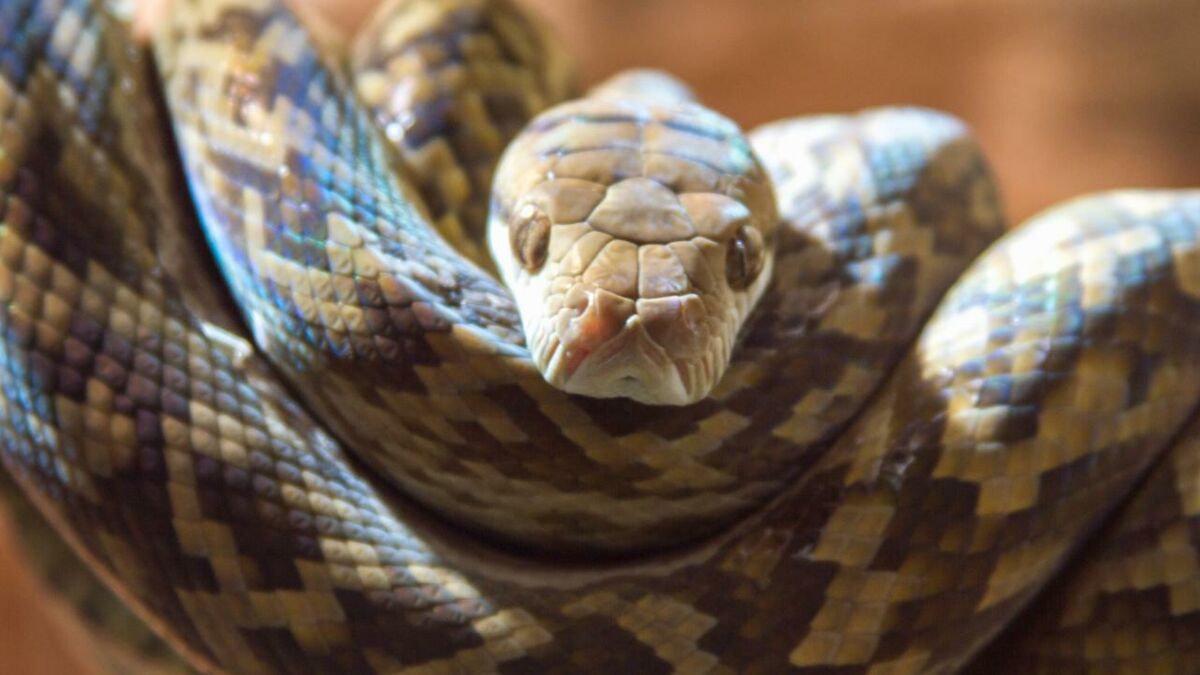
[489, 88, 777, 405]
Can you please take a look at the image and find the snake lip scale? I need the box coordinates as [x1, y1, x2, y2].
[2, 0, 1200, 673]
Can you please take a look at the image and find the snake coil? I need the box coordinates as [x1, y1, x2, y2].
[2, 0, 1200, 672]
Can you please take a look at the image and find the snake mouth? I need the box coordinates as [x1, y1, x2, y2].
[532, 284, 700, 403]
[532, 286, 713, 405]
[552, 315, 691, 405]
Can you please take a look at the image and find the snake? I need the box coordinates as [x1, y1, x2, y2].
[3, 0, 1200, 672]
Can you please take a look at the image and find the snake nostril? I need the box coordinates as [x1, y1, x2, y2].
[559, 288, 635, 366]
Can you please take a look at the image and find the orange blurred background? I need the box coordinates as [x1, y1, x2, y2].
[5, 0, 1200, 672]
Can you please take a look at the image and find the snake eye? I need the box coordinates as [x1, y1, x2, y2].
[725, 225, 764, 290]
[510, 204, 552, 272]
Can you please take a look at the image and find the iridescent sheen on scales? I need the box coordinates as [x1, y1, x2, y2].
[4, 1, 1200, 674]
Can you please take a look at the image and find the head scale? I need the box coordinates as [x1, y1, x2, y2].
[489, 87, 777, 405]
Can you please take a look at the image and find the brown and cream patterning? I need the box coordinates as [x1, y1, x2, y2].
[2, 0, 1200, 672]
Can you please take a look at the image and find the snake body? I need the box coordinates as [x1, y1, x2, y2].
[3, 0, 1200, 672]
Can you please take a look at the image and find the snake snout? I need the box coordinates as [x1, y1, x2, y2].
[544, 286, 705, 405]
[557, 320, 689, 406]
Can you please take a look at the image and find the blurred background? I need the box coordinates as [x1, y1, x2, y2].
[5, 0, 1200, 671]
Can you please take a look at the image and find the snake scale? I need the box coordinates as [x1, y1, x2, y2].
[3, 0, 1200, 672]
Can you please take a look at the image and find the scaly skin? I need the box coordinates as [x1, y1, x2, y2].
[3, 0, 1200, 673]
[156, 0, 1002, 554]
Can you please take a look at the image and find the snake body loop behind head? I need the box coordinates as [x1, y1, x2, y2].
[489, 73, 779, 405]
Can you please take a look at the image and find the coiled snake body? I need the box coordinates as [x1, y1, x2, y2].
[3, 0, 1200, 672]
